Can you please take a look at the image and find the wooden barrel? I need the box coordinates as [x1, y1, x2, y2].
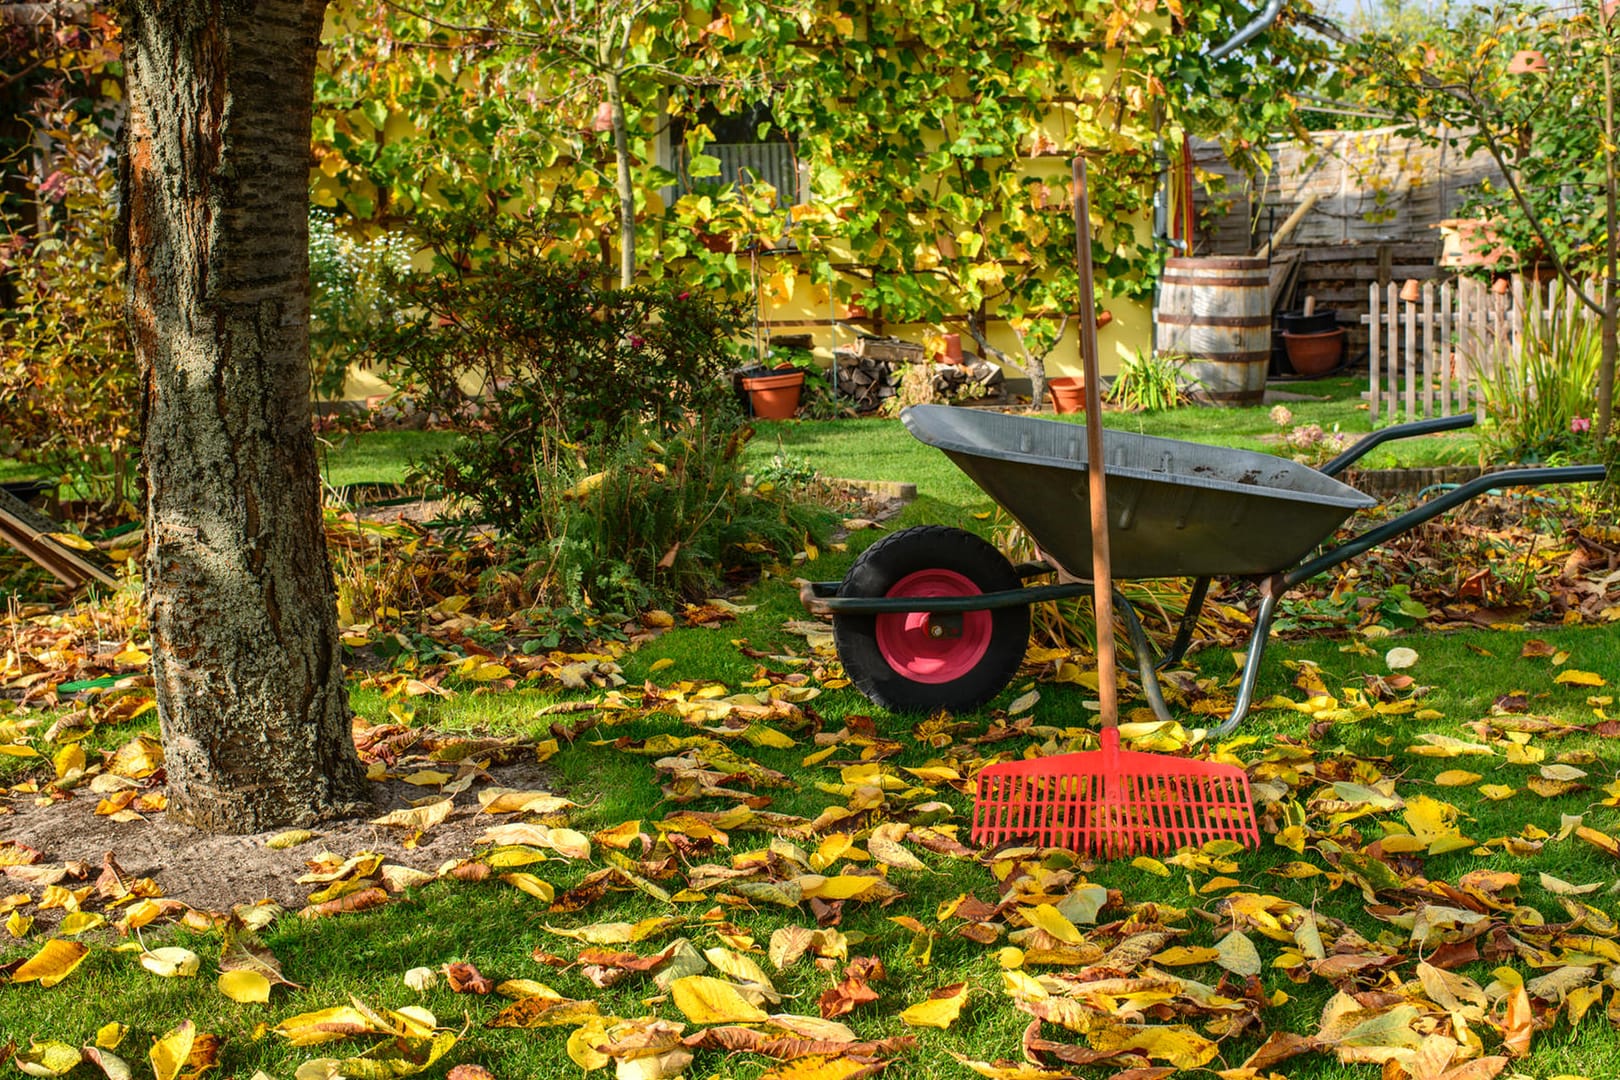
[1155, 257, 1271, 404]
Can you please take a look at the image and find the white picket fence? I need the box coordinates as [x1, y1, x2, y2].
[1363, 275, 1586, 424]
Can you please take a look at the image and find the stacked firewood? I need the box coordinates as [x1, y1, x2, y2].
[831, 350, 896, 412]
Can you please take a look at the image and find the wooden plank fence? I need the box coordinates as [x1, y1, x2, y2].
[1364, 275, 1587, 424]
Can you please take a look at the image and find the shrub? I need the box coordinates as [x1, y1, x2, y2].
[1468, 281, 1602, 464]
[532, 423, 829, 614]
[378, 216, 821, 613]
[0, 86, 136, 509]
[376, 216, 748, 532]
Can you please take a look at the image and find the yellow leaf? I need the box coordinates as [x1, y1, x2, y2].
[1214, 930, 1261, 976]
[1020, 904, 1082, 944]
[1151, 946, 1220, 966]
[669, 975, 769, 1024]
[1478, 784, 1517, 801]
[898, 982, 969, 1028]
[140, 947, 201, 978]
[57, 911, 105, 936]
[948, 1055, 1073, 1080]
[1557, 669, 1607, 687]
[6, 910, 31, 938]
[702, 947, 775, 994]
[649, 658, 676, 673]
[1434, 770, 1482, 786]
[566, 1017, 613, 1071]
[53, 742, 85, 780]
[148, 1022, 195, 1080]
[867, 824, 926, 871]
[14, 1041, 82, 1078]
[1087, 1023, 1218, 1068]
[11, 938, 90, 987]
[758, 1056, 873, 1080]
[1130, 856, 1170, 877]
[266, 830, 315, 850]
[96, 1023, 128, 1050]
[501, 873, 555, 903]
[46, 531, 94, 551]
[800, 875, 878, 900]
[219, 969, 272, 1004]
[274, 1006, 376, 1046]
[371, 797, 453, 832]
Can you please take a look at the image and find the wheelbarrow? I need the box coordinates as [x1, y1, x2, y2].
[801, 405, 1607, 734]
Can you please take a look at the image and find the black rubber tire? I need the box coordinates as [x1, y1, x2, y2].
[833, 525, 1029, 713]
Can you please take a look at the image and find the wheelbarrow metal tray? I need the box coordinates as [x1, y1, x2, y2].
[902, 405, 1377, 579]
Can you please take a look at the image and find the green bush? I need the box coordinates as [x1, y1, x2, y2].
[1468, 281, 1602, 464]
[376, 217, 748, 531]
[533, 423, 828, 614]
[378, 217, 823, 613]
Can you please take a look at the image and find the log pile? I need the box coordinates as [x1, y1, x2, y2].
[832, 349, 897, 412]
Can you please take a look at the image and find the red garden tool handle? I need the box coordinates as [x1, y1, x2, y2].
[1072, 156, 1119, 738]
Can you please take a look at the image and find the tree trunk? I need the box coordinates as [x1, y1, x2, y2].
[605, 70, 636, 289]
[125, 1, 369, 832]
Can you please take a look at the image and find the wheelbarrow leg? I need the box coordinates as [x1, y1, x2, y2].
[1112, 591, 1177, 726]
[1212, 586, 1283, 737]
[1157, 576, 1211, 670]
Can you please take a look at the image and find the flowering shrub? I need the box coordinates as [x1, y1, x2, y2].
[1267, 406, 1352, 466]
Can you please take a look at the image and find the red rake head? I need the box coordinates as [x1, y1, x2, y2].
[970, 736, 1260, 856]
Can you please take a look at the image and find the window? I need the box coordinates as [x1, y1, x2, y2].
[671, 101, 806, 207]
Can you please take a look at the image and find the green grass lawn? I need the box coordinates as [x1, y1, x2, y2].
[744, 378, 1480, 497]
[5, 478, 1617, 1079]
[318, 430, 458, 490]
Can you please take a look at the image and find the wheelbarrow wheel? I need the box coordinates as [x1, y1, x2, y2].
[834, 525, 1029, 713]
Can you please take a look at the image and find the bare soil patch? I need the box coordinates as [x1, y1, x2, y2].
[0, 757, 554, 926]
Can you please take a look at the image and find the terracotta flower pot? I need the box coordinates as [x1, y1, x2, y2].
[1047, 375, 1086, 414]
[1507, 50, 1548, 74]
[1281, 328, 1344, 377]
[692, 226, 734, 254]
[741, 370, 804, 419]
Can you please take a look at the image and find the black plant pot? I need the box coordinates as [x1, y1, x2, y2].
[1277, 310, 1338, 336]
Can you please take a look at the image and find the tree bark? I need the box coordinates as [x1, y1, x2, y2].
[125, 0, 369, 832]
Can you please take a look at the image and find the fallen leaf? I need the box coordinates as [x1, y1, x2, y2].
[140, 948, 200, 978]
[218, 969, 271, 1004]
[670, 975, 768, 1024]
[898, 982, 969, 1028]
[11, 938, 90, 987]
[148, 1023, 194, 1080]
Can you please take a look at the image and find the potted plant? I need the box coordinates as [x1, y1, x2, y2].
[737, 349, 808, 419]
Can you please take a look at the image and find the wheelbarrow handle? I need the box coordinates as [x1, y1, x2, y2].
[1318, 414, 1477, 477]
[1284, 463, 1608, 588]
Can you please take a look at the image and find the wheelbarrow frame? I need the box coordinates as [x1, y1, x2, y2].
[803, 412, 1607, 733]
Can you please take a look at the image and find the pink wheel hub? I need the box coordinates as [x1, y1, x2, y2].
[876, 569, 992, 684]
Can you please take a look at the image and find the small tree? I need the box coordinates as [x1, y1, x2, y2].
[1344, 0, 1619, 436]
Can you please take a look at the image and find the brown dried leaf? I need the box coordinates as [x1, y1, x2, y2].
[298, 887, 388, 919]
[443, 961, 495, 994]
